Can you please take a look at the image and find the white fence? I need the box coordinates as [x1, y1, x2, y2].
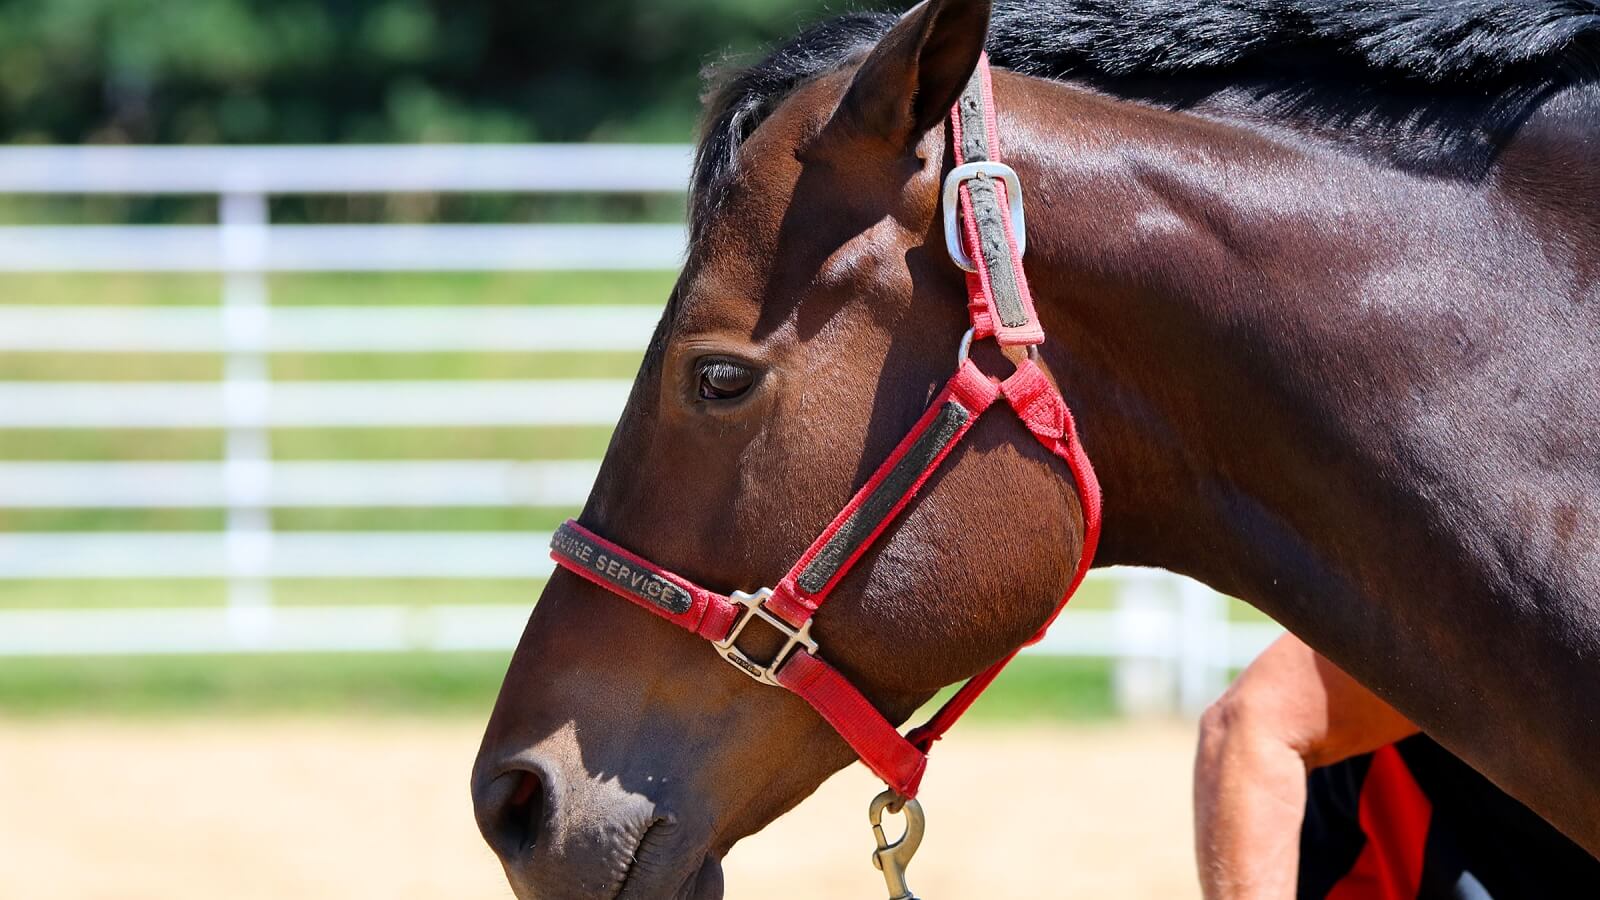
[0, 144, 1279, 713]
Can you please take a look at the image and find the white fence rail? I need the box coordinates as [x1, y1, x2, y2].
[0, 223, 687, 271]
[0, 144, 1277, 713]
[0, 380, 633, 427]
[0, 532, 551, 579]
[0, 304, 662, 351]
[0, 144, 692, 194]
[0, 461, 600, 508]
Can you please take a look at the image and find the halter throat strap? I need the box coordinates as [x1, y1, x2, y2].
[548, 56, 1102, 799]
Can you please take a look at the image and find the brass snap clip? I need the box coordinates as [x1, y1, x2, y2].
[868, 789, 925, 900]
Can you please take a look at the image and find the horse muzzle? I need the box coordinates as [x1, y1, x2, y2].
[473, 757, 723, 900]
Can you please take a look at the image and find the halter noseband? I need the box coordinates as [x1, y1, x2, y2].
[549, 55, 1103, 800]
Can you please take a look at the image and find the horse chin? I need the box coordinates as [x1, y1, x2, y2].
[617, 847, 723, 900]
[678, 855, 726, 900]
[613, 821, 724, 900]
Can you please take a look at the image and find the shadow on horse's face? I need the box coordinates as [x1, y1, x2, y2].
[473, 3, 1084, 896]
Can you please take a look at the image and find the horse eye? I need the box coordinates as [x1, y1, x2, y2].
[697, 360, 757, 401]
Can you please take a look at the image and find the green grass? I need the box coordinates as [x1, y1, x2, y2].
[0, 508, 225, 532]
[0, 429, 224, 460]
[0, 580, 229, 610]
[274, 507, 576, 532]
[927, 656, 1117, 722]
[0, 427, 615, 462]
[0, 351, 643, 382]
[0, 274, 222, 306]
[0, 271, 676, 307]
[0, 194, 686, 230]
[0, 652, 516, 716]
[1228, 599, 1274, 623]
[0, 651, 1116, 721]
[0, 579, 544, 610]
[1062, 578, 1116, 611]
[272, 578, 541, 607]
[0, 508, 579, 533]
[0, 507, 575, 533]
[268, 271, 674, 307]
[271, 426, 614, 460]
[0, 353, 223, 381]
[270, 351, 643, 381]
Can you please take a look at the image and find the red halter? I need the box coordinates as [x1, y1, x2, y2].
[549, 56, 1103, 799]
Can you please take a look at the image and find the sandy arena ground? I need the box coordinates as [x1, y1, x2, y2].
[0, 718, 1200, 899]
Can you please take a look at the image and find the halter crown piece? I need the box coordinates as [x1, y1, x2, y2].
[548, 55, 1103, 800]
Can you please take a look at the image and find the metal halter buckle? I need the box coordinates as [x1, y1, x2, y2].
[713, 588, 818, 686]
[942, 160, 1027, 273]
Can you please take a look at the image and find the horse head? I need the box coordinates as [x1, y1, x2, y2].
[471, 1, 1092, 895]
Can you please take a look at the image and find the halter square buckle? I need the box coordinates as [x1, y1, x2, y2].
[942, 160, 1027, 273]
[713, 588, 818, 687]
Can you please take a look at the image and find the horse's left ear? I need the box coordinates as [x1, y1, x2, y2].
[835, 0, 992, 150]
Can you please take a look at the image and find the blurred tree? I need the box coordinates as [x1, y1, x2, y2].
[0, 0, 894, 145]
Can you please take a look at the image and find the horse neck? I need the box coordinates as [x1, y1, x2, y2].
[981, 73, 1600, 856]
[998, 76, 1599, 620]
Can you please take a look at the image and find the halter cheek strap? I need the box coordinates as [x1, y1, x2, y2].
[548, 55, 1102, 799]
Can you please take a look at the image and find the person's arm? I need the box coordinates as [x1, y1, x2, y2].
[1194, 633, 1420, 899]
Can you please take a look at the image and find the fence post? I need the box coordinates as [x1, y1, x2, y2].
[1113, 573, 1178, 716]
[219, 188, 273, 645]
[1177, 579, 1228, 715]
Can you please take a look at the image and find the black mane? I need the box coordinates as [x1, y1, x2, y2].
[693, 0, 1600, 229]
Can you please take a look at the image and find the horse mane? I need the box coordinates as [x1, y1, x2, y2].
[692, 0, 1600, 231]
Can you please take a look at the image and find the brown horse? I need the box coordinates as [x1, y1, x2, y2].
[474, 0, 1600, 895]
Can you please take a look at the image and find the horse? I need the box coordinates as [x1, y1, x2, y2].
[473, 0, 1600, 895]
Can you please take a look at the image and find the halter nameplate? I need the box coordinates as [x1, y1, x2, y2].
[551, 522, 692, 615]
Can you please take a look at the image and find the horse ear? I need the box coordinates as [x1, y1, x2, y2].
[836, 0, 991, 149]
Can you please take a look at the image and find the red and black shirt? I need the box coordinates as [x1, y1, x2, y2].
[1299, 735, 1599, 898]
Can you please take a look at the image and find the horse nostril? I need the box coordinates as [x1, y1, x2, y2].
[478, 768, 548, 861]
